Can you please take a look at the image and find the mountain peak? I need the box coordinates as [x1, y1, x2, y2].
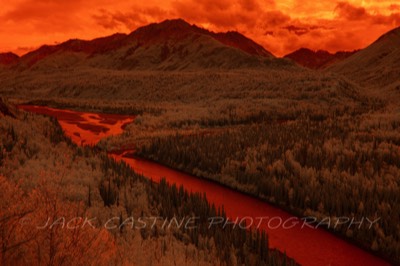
[129, 19, 273, 58]
[129, 18, 197, 43]
[158, 18, 192, 28]
[135, 18, 193, 34]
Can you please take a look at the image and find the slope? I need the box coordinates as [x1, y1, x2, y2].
[328, 27, 400, 91]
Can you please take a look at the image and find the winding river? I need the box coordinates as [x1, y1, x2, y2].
[18, 105, 391, 266]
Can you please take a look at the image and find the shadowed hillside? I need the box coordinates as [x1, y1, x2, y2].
[0, 98, 15, 118]
[328, 27, 400, 92]
[0, 53, 19, 66]
[284, 48, 356, 69]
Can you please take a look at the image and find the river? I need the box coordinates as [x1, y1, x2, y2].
[18, 105, 391, 266]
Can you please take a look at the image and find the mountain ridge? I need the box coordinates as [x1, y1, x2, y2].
[284, 48, 357, 69]
[1, 20, 399, 74]
[7, 19, 279, 70]
[0, 52, 19, 66]
[328, 26, 400, 90]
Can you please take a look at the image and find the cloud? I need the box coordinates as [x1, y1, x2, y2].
[1, 0, 86, 32]
[93, 6, 173, 31]
[371, 13, 400, 26]
[262, 11, 291, 27]
[238, 0, 261, 11]
[92, 9, 147, 31]
[282, 25, 309, 36]
[335, 2, 368, 20]
[171, 0, 258, 28]
[2, 0, 82, 21]
[389, 4, 400, 11]
[335, 2, 400, 26]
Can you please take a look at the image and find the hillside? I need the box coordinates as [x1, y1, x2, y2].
[0, 98, 15, 118]
[0, 52, 19, 66]
[12, 19, 281, 70]
[328, 27, 400, 90]
[284, 48, 356, 69]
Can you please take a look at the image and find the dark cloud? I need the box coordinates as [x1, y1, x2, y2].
[92, 9, 146, 30]
[280, 23, 330, 36]
[92, 6, 171, 31]
[1, 0, 86, 32]
[335, 2, 400, 26]
[171, 0, 261, 28]
[309, 25, 333, 30]
[335, 2, 368, 21]
[2, 0, 83, 21]
[389, 4, 400, 11]
[282, 25, 309, 36]
[238, 0, 261, 11]
[262, 11, 290, 27]
[371, 13, 400, 26]
[189, 0, 233, 11]
[92, 10, 122, 30]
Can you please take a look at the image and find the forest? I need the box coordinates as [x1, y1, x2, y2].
[1, 66, 397, 264]
[136, 111, 400, 263]
[0, 102, 296, 265]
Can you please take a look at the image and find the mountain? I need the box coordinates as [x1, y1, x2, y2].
[129, 19, 273, 58]
[328, 27, 400, 89]
[0, 52, 19, 66]
[284, 48, 357, 69]
[13, 19, 281, 70]
[17, 33, 128, 69]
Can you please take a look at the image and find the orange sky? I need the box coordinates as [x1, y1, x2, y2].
[1, 0, 399, 57]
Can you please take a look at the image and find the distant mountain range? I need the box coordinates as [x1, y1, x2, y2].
[0, 19, 284, 70]
[0, 19, 399, 91]
[283, 48, 358, 69]
[284, 27, 400, 90]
